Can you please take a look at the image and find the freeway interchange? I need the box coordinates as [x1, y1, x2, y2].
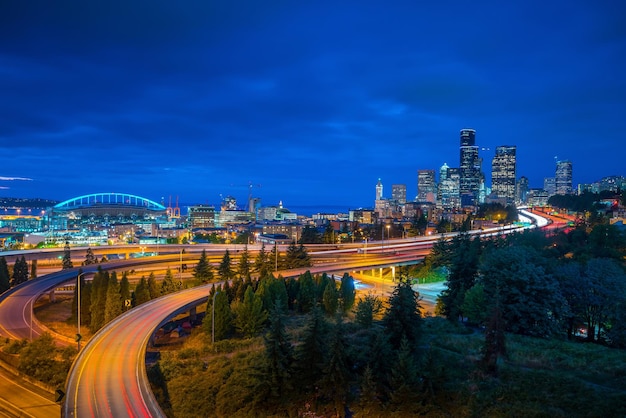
[0, 211, 553, 417]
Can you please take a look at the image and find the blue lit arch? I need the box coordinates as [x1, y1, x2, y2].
[53, 193, 166, 212]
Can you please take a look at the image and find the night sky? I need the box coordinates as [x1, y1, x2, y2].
[1, 1, 624, 211]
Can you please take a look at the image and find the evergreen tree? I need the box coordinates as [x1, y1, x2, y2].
[10, 256, 29, 287]
[322, 279, 339, 316]
[237, 245, 252, 280]
[260, 301, 294, 405]
[339, 273, 356, 314]
[134, 276, 151, 306]
[119, 272, 131, 312]
[367, 329, 393, 401]
[204, 290, 232, 341]
[30, 259, 37, 279]
[322, 223, 335, 244]
[90, 269, 109, 332]
[300, 225, 322, 244]
[218, 249, 235, 281]
[84, 247, 97, 265]
[160, 268, 178, 295]
[193, 249, 214, 282]
[62, 241, 73, 269]
[383, 274, 422, 350]
[355, 293, 383, 328]
[319, 317, 350, 415]
[389, 336, 420, 411]
[294, 306, 328, 392]
[0, 257, 10, 293]
[480, 246, 566, 337]
[296, 271, 316, 313]
[147, 272, 160, 299]
[285, 276, 299, 310]
[268, 243, 281, 272]
[104, 272, 121, 324]
[233, 286, 268, 337]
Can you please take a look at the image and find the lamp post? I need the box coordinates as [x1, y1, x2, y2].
[274, 242, 278, 273]
[385, 224, 390, 253]
[77, 272, 85, 350]
[211, 291, 220, 344]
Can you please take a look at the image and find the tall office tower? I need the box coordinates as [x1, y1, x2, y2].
[391, 184, 407, 204]
[555, 160, 573, 195]
[440, 167, 461, 209]
[437, 163, 449, 205]
[516, 176, 529, 204]
[459, 129, 480, 205]
[544, 177, 556, 196]
[491, 145, 517, 202]
[375, 178, 383, 200]
[417, 169, 436, 203]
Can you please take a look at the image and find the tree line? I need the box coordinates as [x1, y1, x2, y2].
[429, 223, 626, 354]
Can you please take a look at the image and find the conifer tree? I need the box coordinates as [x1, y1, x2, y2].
[193, 249, 214, 282]
[389, 336, 420, 410]
[0, 257, 10, 293]
[237, 245, 252, 280]
[260, 301, 294, 403]
[339, 273, 356, 313]
[133, 276, 151, 306]
[84, 247, 97, 265]
[119, 272, 131, 311]
[254, 243, 271, 278]
[294, 306, 328, 391]
[160, 268, 177, 295]
[147, 272, 160, 299]
[233, 286, 268, 337]
[62, 241, 73, 269]
[11, 256, 29, 287]
[322, 279, 338, 316]
[90, 269, 108, 332]
[104, 272, 121, 324]
[320, 317, 350, 414]
[383, 274, 422, 350]
[296, 271, 316, 313]
[30, 259, 37, 279]
[204, 290, 232, 341]
[218, 249, 234, 281]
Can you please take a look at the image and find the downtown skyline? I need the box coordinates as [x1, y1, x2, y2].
[1, 1, 625, 208]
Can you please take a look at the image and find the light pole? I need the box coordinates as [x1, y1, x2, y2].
[385, 224, 390, 253]
[211, 290, 220, 344]
[77, 272, 85, 350]
[274, 242, 278, 273]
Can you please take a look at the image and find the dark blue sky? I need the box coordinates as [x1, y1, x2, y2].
[1, 1, 624, 210]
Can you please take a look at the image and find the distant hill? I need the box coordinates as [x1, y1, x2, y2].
[0, 197, 59, 208]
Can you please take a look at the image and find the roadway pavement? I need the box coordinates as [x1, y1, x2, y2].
[0, 366, 59, 417]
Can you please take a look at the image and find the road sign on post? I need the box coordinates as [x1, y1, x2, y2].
[55, 389, 65, 403]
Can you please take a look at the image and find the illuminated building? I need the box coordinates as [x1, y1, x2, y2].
[555, 160, 573, 195]
[491, 145, 517, 202]
[417, 169, 436, 203]
[391, 184, 407, 204]
[459, 129, 480, 205]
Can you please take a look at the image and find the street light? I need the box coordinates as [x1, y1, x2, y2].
[385, 224, 390, 253]
[77, 272, 85, 350]
[211, 290, 220, 344]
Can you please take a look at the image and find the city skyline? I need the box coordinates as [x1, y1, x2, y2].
[1, 1, 624, 208]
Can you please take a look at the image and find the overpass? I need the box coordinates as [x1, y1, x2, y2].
[0, 213, 549, 417]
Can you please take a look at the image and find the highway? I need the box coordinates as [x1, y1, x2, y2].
[0, 217, 547, 417]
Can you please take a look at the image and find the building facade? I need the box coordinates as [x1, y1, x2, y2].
[417, 169, 436, 203]
[459, 129, 480, 205]
[491, 145, 517, 202]
[391, 184, 407, 205]
[555, 160, 573, 195]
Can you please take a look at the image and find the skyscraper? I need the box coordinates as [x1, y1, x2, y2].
[459, 129, 480, 205]
[417, 169, 436, 203]
[555, 160, 573, 195]
[491, 145, 517, 202]
[516, 176, 529, 204]
[544, 177, 556, 196]
[391, 184, 407, 204]
[375, 178, 383, 200]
